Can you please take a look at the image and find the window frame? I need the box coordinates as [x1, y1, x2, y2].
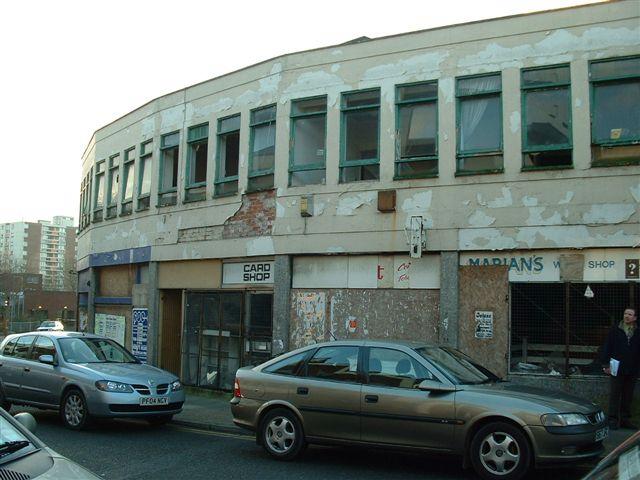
[185, 122, 209, 203]
[214, 113, 241, 198]
[158, 131, 180, 207]
[589, 55, 640, 167]
[520, 64, 573, 172]
[340, 88, 381, 183]
[248, 104, 277, 192]
[288, 95, 328, 186]
[93, 160, 106, 222]
[394, 80, 439, 180]
[455, 72, 504, 176]
[137, 139, 153, 211]
[105, 153, 120, 219]
[120, 147, 136, 215]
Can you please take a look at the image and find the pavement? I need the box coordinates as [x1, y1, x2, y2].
[172, 389, 637, 458]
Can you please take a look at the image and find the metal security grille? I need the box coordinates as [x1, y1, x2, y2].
[510, 282, 638, 377]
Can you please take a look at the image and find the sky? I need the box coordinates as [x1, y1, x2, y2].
[0, 0, 604, 225]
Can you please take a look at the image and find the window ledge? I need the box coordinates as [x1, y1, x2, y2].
[455, 168, 504, 177]
[592, 159, 640, 168]
[521, 165, 573, 172]
[394, 173, 439, 181]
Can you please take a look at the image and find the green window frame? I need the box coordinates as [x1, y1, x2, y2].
[456, 73, 503, 175]
[521, 64, 572, 171]
[137, 139, 153, 211]
[589, 56, 640, 167]
[158, 131, 180, 207]
[395, 81, 438, 179]
[80, 168, 92, 230]
[93, 160, 105, 222]
[248, 105, 276, 192]
[121, 147, 135, 215]
[289, 96, 327, 187]
[106, 154, 120, 219]
[215, 114, 240, 197]
[185, 123, 209, 202]
[340, 88, 380, 183]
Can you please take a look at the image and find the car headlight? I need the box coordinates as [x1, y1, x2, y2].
[170, 380, 183, 392]
[541, 413, 589, 427]
[95, 380, 133, 393]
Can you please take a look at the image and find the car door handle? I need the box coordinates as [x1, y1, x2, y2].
[23, 367, 30, 372]
[296, 387, 309, 395]
[364, 395, 378, 403]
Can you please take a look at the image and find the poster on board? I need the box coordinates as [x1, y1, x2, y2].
[132, 308, 149, 363]
[94, 313, 126, 346]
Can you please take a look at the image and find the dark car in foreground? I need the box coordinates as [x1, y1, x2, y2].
[582, 429, 639, 480]
[0, 409, 101, 479]
[0, 331, 184, 430]
[231, 340, 607, 480]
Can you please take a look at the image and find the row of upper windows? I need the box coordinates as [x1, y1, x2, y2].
[80, 56, 639, 229]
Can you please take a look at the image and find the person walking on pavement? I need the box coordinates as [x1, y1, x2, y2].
[600, 307, 639, 430]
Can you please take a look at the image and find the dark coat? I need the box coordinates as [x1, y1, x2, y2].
[600, 324, 640, 377]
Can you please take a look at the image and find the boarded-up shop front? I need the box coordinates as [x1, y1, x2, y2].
[290, 255, 441, 349]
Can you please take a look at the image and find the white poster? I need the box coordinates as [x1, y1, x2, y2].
[94, 313, 126, 346]
[474, 311, 494, 339]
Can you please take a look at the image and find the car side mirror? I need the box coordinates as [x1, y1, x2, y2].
[417, 379, 456, 393]
[14, 412, 37, 433]
[39, 355, 55, 365]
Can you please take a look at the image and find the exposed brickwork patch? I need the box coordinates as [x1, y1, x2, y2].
[222, 190, 275, 239]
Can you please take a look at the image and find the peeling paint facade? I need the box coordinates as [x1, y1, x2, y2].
[78, 1, 639, 393]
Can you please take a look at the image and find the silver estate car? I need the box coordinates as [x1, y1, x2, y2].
[0, 332, 185, 430]
[231, 340, 608, 480]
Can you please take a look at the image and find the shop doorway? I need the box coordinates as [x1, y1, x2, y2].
[182, 291, 242, 390]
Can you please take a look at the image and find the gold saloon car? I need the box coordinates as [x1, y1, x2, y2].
[231, 340, 607, 480]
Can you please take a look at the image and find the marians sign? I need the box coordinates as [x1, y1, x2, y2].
[460, 249, 639, 282]
[223, 261, 274, 284]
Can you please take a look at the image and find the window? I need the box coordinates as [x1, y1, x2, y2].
[30, 336, 56, 361]
[510, 282, 639, 377]
[79, 169, 92, 230]
[158, 132, 179, 206]
[395, 82, 438, 179]
[106, 154, 120, 218]
[263, 350, 309, 376]
[367, 347, 435, 389]
[138, 139, 153, 210]
[590, 56, 640, 166]
[2, 338, 17, 356]
[248, 105, 276, 192]
[456, 73, 503, 174]
[340, 89, 380, 182]
[93, 161, 105, 222]
[306, 346, 359, 382]
[121, 147, 135, 215]
[521, 65, 572, 169]
[215, 114, 240, 197]
[186, 123, 208, 202]
[13, 335, 36, 359]
[289, 96, 327, 186]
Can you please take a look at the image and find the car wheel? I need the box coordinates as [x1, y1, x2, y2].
[147, 414, 173, 427]
[260, 408, 305, 461]
[61, 389, 90, 430]
[470, 421, 531, 480]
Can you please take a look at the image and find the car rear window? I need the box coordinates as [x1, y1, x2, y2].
[1, 339, 17, 357]
[13, 336, 36, 360]
[263, 351, 309, 376]
[306, 346, 359, 383]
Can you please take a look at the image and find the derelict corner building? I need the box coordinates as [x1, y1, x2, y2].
[78, 0, 639, 393]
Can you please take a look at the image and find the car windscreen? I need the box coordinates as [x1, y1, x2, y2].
[58, 337, 139, 364]
[40, 321, 55, 328]
[415, 346, 499, 385]
[0, 415, 35, 464]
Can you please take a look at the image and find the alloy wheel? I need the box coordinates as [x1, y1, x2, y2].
[65, 393, 85, 427]
[479, 431, 520, 476]
[265, 416, 296, 453]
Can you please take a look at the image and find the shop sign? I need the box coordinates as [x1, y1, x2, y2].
[94, 313, 125, 346]
[223, 261, 274, 284]
[474, 311, 494, 339]
[132, 308, 148, 363]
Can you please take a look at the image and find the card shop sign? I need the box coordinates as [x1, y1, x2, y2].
[224, 262, 274, 284]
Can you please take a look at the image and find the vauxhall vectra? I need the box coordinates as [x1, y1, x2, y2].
[231, 340, 607, 480]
